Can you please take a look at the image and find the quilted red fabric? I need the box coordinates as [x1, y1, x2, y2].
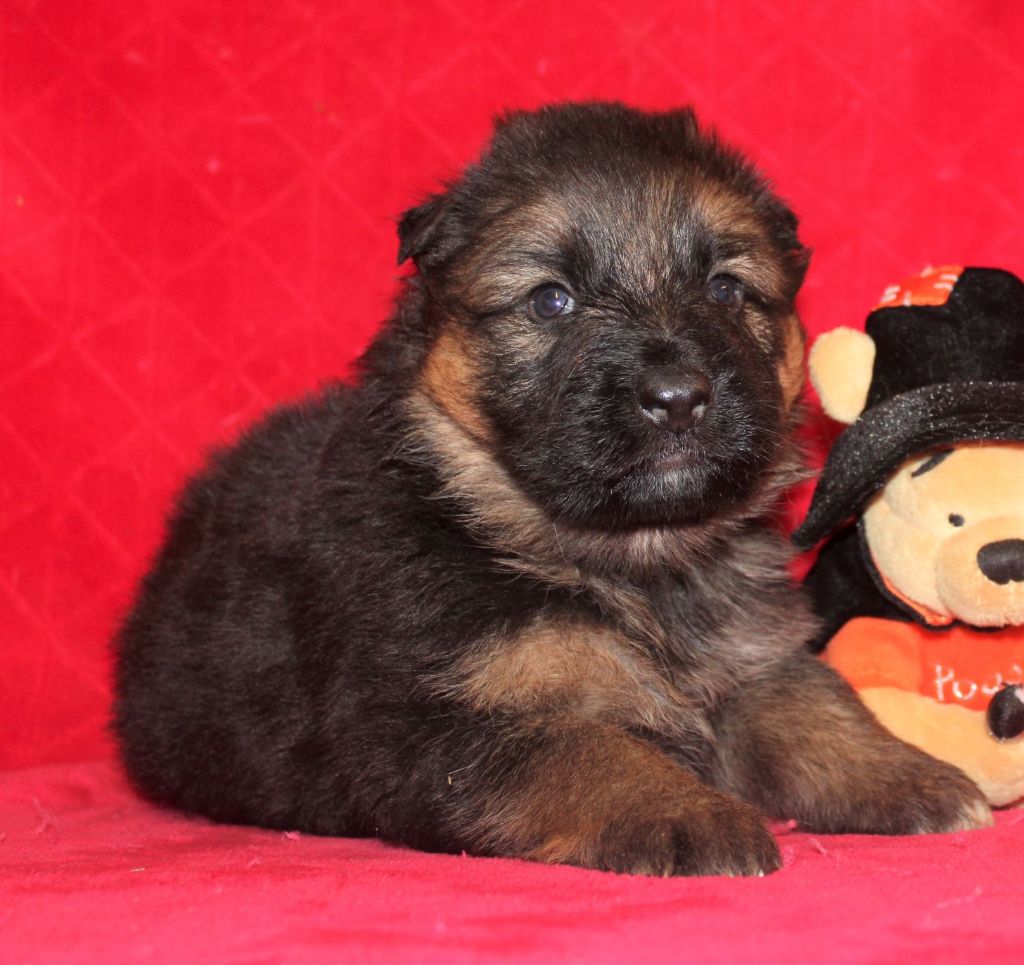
[4, 0, 1024, 770]
[3, 1, 1024, 961]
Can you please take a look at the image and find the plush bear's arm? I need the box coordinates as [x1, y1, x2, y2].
[804, 523, 909, 650]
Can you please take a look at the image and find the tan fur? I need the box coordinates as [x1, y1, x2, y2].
[467, 715, 783, 877]
[522, 756, 689, 867]
[691, 180, 793, 302]
[447, 616, 694, 739]
[419, 326, 493, 444]
[470, 718, 707, 867]
[403, 389, 570, 569]
[691, 179, 763, 237]
[778, 314, 806, 410]
[453, 176, 791, 326]
[523, 731, 689, 867]
[453, 620, 639, 713]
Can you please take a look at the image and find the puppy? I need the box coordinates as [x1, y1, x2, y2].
[114, 103, 991, 876]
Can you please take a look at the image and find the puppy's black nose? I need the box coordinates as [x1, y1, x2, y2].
[637, 367, 712, 435]
[978, 539, 1024, 585]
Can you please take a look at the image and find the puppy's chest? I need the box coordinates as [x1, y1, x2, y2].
[448, 596, 734, 745]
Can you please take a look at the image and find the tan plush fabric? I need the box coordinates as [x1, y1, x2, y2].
[863, 443, 1024, 626]
[808, 327, 876, 424]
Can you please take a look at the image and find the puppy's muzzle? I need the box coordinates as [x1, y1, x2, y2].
[636, 367, 712, 435]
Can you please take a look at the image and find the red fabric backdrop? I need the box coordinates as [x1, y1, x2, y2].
[3, 0, 1024, 769]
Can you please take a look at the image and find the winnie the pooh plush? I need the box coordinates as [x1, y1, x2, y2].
[794, 266, 1024, 807]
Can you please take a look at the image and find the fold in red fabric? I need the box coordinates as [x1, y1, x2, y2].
[1, 761, 1021, 962]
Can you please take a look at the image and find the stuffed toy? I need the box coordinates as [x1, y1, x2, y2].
[794, 265, 1024, 807]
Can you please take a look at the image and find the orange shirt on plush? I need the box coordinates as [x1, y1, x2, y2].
[824, 617, 1024, 712]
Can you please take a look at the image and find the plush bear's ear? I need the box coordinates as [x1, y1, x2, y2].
[396, 190, 465, 269]
[808, 327, 877, 424]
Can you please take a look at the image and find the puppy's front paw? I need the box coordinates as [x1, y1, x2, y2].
[590, 797, 781, 877]
[889, 757, 993, 834]
[809, 753, 993, 836]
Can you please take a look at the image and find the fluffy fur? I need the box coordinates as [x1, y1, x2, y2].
[114, 104, 990, 877]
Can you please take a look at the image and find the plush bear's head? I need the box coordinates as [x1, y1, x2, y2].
[810, 323, 1024, 627]
[863, 442, 1024, 627]
[794, 267, 1024, 556]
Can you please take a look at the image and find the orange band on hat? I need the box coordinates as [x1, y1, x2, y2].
[876, 265, 964, 309]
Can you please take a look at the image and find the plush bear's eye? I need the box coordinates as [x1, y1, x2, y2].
[911, 448, 954, 477]
[949, 514, 965, 527]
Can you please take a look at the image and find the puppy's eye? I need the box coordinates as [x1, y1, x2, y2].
[949, 514, 965, 527]
[530, 286, 574, 319]
[709, 275, 744, 308]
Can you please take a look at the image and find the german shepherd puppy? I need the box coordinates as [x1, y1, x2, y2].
[114, 103, 991, 876]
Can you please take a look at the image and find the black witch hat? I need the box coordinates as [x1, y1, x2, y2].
[793, 267, 1024, 549]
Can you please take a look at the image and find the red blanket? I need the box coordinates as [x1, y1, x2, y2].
[2, 760, 1021, 962]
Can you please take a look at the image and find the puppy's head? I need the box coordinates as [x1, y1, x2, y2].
[402, 103, 808, 537]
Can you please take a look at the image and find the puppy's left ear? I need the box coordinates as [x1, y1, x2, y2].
[397, 190, 464, 269]
[765, 198, 811, 298]
[786, 242, 812, 292]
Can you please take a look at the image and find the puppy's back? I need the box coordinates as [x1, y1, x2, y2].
[112, 375, 540, 834]
[114, 387, 356, 826]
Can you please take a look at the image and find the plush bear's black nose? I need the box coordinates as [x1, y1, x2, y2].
[987, 683, 1024, 740]
[636, 367, 712, 435]
[977, 539, 1024, 585]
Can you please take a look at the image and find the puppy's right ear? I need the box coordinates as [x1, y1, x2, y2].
[397, 191, 462, 269]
